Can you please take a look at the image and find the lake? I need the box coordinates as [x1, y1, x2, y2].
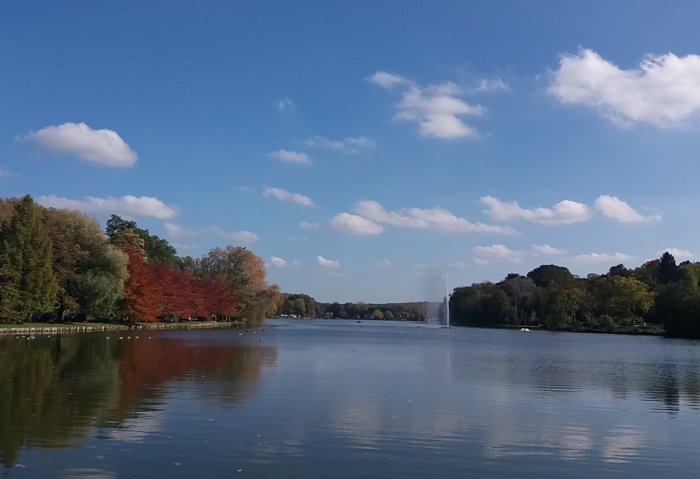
[2, 319, 700, 478]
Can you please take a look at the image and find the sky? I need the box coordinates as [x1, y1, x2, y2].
[2, 0, 700, 303]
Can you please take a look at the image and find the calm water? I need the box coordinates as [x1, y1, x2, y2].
[2, 320, 700, 478]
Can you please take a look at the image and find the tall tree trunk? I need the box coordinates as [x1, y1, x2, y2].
[55, 303, 65, 323]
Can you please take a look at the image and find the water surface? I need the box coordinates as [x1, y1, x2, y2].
[2, 320, 700, 478]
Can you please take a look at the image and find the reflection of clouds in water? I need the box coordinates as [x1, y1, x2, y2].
[483, 421, 594, 460]
[60, 469, 118, 479]
[109, 410, 164, 443]
[253, 429, 307, 458]
[314, 358, 338, 377]
[329, 394, 383, 447]
[559, 427, 595, 460]
[602, 427, 646, 464]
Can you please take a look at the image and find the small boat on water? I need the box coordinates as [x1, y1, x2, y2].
[520, 328, 530, 332]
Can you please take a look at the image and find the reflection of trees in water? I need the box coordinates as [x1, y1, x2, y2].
[450, 350, 700, 413]
[0, 335, 276, 468]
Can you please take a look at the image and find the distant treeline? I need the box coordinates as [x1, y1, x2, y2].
[276, 294, 426, 320]
[0, 195, 282, 324]
[449, 254, 700, 338]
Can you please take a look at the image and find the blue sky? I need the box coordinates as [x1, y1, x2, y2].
[2, 1, 700, 302]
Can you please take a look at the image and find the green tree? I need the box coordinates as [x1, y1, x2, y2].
[44, 208, 128, 321]
[659, 252, 679, 283]
[0, 196, 58, 322]
[106, 214, 176, 265]
[372, 309, 384, 319]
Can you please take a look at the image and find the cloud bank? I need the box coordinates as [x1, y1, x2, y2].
[482, 195, 655, 225]
[306, 136, 376, 154]
[330, 213, 384, 235]
[37, 195, 176, 219]
[549, 49, 700, 127]
[473, 244, 526, 264]
[353, 200, 513, 234]
[369, 71, 483, 139]
[573, 252, 636, 263]
[263, 187, 315, 207]
[593, 195, 653, 222]
[23, 122, 137, 166]
[317, 256, 340, 268]
[211, 226, 259, 243]
[271, 149, 311, 165]
[164, 222, 197, 238]
[481, 196, 593, 225]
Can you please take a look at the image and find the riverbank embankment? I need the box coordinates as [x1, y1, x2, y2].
[0, 321, 243, 336]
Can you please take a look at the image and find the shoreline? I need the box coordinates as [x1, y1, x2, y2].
[0, 321, 244, 336]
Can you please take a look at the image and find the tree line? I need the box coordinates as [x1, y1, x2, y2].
[0, 195, 282, 324]
[449, 252, 700, 338]
[275, 293, 427, 321]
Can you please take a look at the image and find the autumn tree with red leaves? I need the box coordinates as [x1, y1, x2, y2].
[121, 245, 162, 322]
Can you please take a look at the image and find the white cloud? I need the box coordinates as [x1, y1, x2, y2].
[593, 195, 655, 222]
[277, 97, 295, 112]
[376, 258, 392, 267]
[263, 187, 315, 207]
[299, 221, 320, 229]
[330, 213, 384, 235]
[270, 256, 288, 267]
[532, 244, 566, 255]
[473, 244, 526, 264]
[164, 222, 197, 238]
[36, 195, 177, 219]
[271, 149, 311, 165]
[23, 122, 137, 166]
[354, 200, 513, 234]
[305, 136, 376, 154]
[481, 196, 594, 225]
[368, 71, 410, 88]
[370, 71, 483, 139]
[573, 252, 636, 263]
[317, 255, 340, 268]
[471, 78, 510, 93]
[211, 226, 259, 243]
[172, 243, 197, 252]
[549, 49, 700, 128]
[659, 248, 695, 261]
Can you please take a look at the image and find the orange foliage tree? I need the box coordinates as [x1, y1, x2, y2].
[121, 246, 162, 322]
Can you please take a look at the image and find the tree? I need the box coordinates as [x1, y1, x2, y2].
[533, 283, 581, 330]
[659, 252, 679, 283]
[608, 276, 656, 320]
[372, 309, 384, 319]
[201, 246, 279, 323]
[500, 275, 536, 325]
[120, 245, 162, 323]
[527, 264, 577, 288]
[0, 196, 58, 322]
[106, 214, 176, 265]
[609, 264, 632, 277]
[44, 208, 128, 321]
